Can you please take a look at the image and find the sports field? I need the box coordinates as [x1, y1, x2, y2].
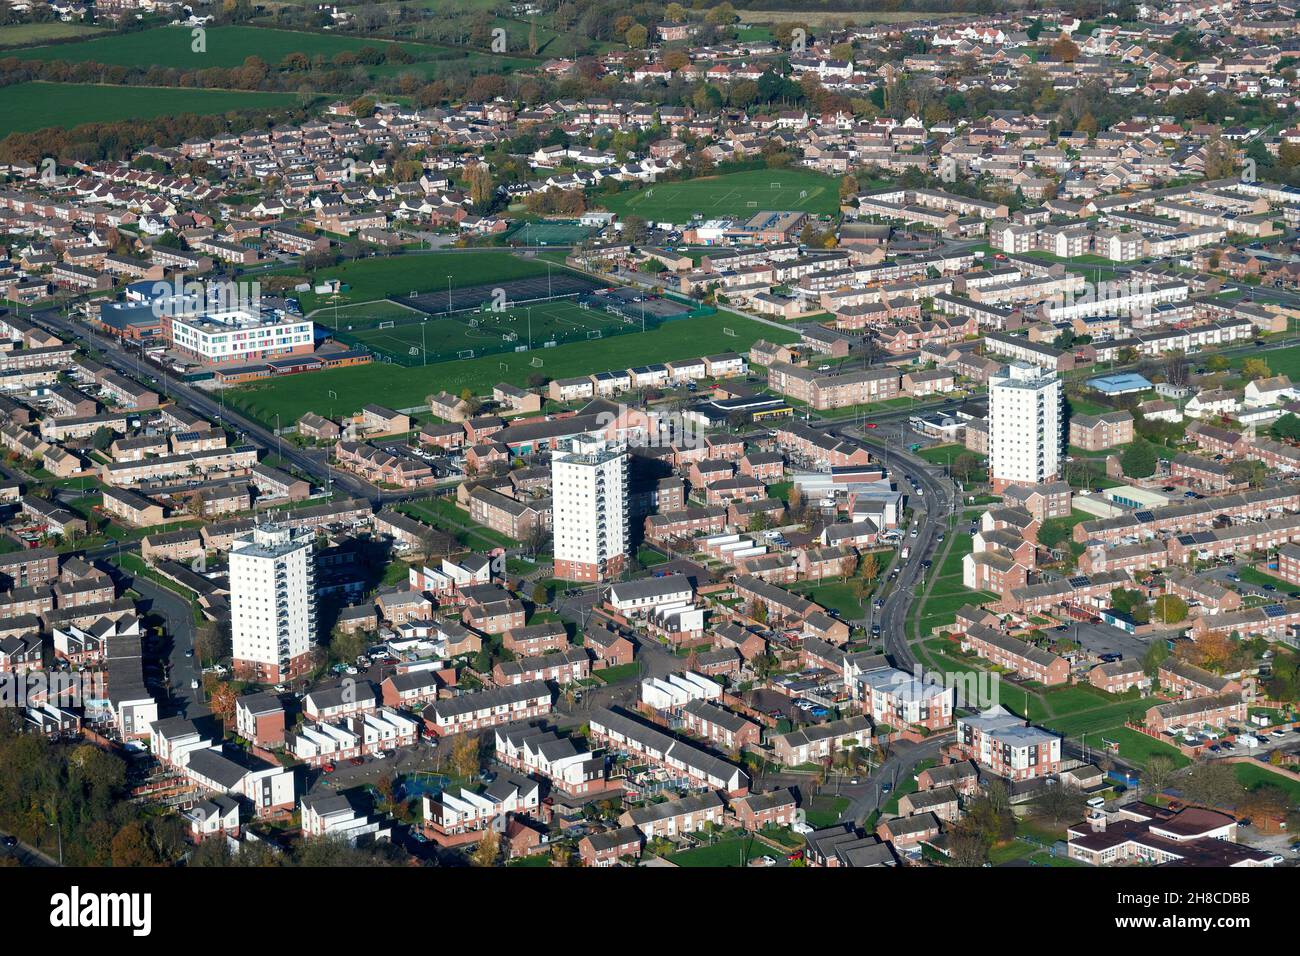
[0, 82, 301, 137]
[344, 299, 631, 364]
[601, 168, 841, 222]
[228, 311, 798, 426]
[290, 252, 560, 313]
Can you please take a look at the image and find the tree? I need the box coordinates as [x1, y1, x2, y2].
[523, 522, 549, 559]
[471, 829, 499, 867]
[1119, 439, 1157, 479]
[1141, 754, 1177, 799]
[948, 824, 989, 867]
[532, 583, 550, 606]
[463, 161, 494, 207]
[1228, 458, 1268, 488]
[91, 426, 115, 452]
[329, 626, 364, 666]
[624, 23, 647, 49]
[1241, 358, 1271, 381]
[950, 452, 981, 484]
[664, 3, 686, 21]
[110, 821, 160, 867]
[1029, 784, 1087, 827]
[1182, 760, 1243, 809]
[450, 733, 481, 780]
[1051, 35, 1080, 63]
[1272, 413, 1300, 442]
[1153, 594, 1189, 625]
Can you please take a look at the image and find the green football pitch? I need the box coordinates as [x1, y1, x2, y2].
[602, 168, 841, 221]
[343, 299, 631, 364]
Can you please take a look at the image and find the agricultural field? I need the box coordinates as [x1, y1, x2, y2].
[0, 22, 105, 46]
[228, 311, 797, 426]
[0, 82, 301, 137]
[733, 8, 964, 25]
[601, 168, 842, 222]
[11, 24, 441, 70]
[289, 251, 556, 313]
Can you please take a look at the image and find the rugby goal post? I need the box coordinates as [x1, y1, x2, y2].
[499, 361, 510, 371]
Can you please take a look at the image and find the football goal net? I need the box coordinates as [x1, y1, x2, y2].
[376, 320, 395, 330]
[457, 349, 475, 359]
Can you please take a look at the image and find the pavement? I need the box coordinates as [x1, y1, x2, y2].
[0, 829, 59, 867]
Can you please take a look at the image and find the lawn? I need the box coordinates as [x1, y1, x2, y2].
[916, 585, 999, 634]
[229, 311, 797, 425]
[593, 662, 641, 684]
[1100, 727, 1190, 769]
[1233, 762, 1300, 804]
[1041, 699, 1154, 737]
[601, 168, 842, 223]
[665, 836, 757, 867]
[802, 795, 850, 829]
[0, 82, 300, 137]
[791, 580, 864, 619]
[398, 498, 517, 551]
[290, 251, 555, 313]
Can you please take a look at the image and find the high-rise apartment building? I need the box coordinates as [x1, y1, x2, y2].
[230, 523, 316, 683]
[552, 435, 628, 582]
[988, 361, 1063, 492]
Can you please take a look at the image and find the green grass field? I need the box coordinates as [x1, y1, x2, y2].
[0, 23, 104, 46]
[11, 24, 448, 71]
[1233, 762, 1300, 804]
[291, 251, 556, 313]
[229, 311, 797, 425]
[341, 299, 631, 364]
[601, 168, 842, 222]
[665, 837, 756, 867]
[0, 82, 300, 137]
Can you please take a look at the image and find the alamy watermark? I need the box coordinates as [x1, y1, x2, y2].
[149, 277, 263, 319]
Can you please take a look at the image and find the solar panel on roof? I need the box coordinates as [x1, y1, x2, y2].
[1068, 576, 1090, 588]
[1264, 604, 1288, 618]
[1134, 510, 1155, 523]
[1176, 535, 1196, 546]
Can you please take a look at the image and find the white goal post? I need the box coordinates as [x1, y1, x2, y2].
[457, 349, 475, 359]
